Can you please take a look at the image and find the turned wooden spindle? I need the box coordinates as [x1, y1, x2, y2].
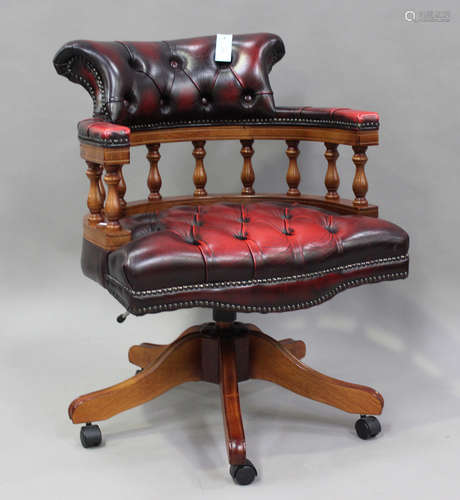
[324, 143, 340, 200]
[146, 143, 162, 200]
[85, 161, 104, 224]
[98, 175, 106, 206]
[104, 164, 123, 231]
[117, 167, 127, 212]
[285, 140, 300, 196]
[240, 139, 255, 195]
[352, 145, 369, 207]
[192, 140, 207, 197]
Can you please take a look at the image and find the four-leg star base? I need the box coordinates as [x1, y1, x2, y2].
[68, 317, 383, 485]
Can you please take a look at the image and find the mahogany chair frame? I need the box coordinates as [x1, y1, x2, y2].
[73, 123, 384, 484]
[81, 125, 377, 250]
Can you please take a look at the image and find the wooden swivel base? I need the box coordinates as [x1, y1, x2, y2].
[70, 311, 384, 485]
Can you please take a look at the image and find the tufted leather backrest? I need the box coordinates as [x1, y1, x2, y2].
[53, 33, 285, 129]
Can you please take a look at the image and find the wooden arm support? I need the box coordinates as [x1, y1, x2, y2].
[79, 125, 378, 251]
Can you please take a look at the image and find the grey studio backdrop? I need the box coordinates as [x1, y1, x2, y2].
[1, 0, 459, 499]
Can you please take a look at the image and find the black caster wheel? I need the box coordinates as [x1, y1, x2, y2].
[355, 415, 381, 440]
[80, 423, 102, 448]
[135, 368, 143, 375]
[229, 459, 258, 485]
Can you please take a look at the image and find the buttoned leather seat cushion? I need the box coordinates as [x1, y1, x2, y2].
[101, 202, 409, 315]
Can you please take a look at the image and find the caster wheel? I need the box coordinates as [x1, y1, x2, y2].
[355, 415, 381, 440]
[229, 459, 257, 485]
[135, 368, 143, 375]
[80, 423, 102, 448]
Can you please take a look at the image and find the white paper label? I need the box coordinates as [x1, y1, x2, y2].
[215, 34, 233, 62]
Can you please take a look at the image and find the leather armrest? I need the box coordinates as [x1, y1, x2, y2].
[78, 118, 130, 147]
[274, 106, 379, 130]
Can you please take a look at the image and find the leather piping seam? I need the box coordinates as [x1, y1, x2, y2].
[122, 270, 409, 315]
[105, 253, 408, 298]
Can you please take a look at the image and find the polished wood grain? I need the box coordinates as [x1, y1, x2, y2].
[79, 122, 379, 250]
[219, 335, 246, 465]
[118, 167, 127, 212]
[124, 193, 378, 217]
[128, 328, 194, 368]
[69, 321, 383, 434]
[80, 144, 130, 233]
[352, 145, 369, 207]
[240, 139, 255, 195]
[248, 325, 383, 415]
[69, 327, 203, 423]
[146, 143, 162, 200]
[129, 125, 378, 147]
[129, 337, 306, 369]
[324, 142, 340, 200]
[98, 174, 106, 206]
[80, 143, 130, 165]
[279, 338, 306, 359]
[192, 140, 207, 197]
[285, 140, 301, 196]
[103, 165, 123, 231]
[82, 215, 131, 250]
[85, 162, 104, 224]
[128, 343, 168, 368]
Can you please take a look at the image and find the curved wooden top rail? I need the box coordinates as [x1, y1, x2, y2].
[130, 125, 378, 147]
[80, 124, 378, 165]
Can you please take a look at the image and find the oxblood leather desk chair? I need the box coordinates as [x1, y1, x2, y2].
[53, 33, 409, 485]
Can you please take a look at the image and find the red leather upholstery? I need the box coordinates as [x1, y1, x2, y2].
[94, 202, 408, 315]
[276, 107, 379, 127]
[78, 119, 130, 146]
[53, 33, 379, 146]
